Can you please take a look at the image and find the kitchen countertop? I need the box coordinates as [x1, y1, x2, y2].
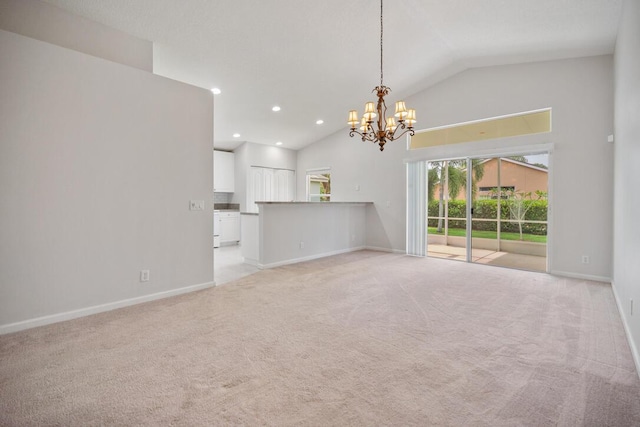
[255, 201, 373, 205]
[214, 203, 240, 211]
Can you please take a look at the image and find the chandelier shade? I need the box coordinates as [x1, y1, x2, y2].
[348, 0, 416, 151]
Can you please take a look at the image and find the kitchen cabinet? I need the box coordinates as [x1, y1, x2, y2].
[247, 166, 295, 213]
[219, 211, 240, 243]
[214, 150, 235, 192]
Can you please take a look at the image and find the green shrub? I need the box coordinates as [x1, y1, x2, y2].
[428, 199, 547, 235]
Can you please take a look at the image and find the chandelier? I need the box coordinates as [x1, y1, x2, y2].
[348, 0, 416, 152]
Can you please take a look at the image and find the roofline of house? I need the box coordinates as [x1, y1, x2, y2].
[477, 157, 548, 173]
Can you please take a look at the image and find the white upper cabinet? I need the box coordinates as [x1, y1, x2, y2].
[214, 150, 235, 192]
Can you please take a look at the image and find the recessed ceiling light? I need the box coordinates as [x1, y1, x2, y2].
[211, 87, 221, 95]
[316, 119, 324, 125]
[272, 106, 281, 112]
[275, 141, 283, 146]
[232, 133, 241, 138]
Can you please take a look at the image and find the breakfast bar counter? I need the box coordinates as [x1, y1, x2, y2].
[241, 202, 372, 268]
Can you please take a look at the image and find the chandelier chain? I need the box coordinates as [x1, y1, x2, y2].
[380, 0, 384, 86]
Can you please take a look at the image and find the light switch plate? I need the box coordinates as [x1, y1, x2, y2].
[190, 200, 205, 211]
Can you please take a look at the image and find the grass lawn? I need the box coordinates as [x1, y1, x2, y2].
[428, 227, 547, 243]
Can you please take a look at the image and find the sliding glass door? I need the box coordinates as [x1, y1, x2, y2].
[427, 160, 468, 262]
[470, 157, 498, 262]
[427, 154, 549, 273]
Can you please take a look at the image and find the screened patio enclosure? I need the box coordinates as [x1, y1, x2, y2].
[426, 155, 549, 273]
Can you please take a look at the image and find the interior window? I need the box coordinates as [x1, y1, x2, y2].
[306, 169, 331, 202]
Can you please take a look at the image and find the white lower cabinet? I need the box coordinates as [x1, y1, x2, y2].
[219, 212, 240, 244]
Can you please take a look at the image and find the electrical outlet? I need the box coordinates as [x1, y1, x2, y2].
[581, 255, 590, 264]
[351, 234, 355, 242]
[355, 184, 360, 191]
[299, 241, 304, 249]
[140, 270, 150, 282]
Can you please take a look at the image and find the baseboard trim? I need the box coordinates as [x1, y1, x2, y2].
[611, 281, 640, 379]
[549, 269, 611, 283]
[364, 246, 406, 254]
[0, 281, 215, 335]
[259, 246, 367, 269]
[242, 258, 260, 268]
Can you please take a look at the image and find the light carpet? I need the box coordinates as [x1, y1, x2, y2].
[1, 250, 639, 425]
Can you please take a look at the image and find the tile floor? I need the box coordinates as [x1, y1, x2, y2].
[214, 244, 260, 285]
[427, 244, 547, 272]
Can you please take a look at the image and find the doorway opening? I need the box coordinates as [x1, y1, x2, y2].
[427, 154, 549, 273]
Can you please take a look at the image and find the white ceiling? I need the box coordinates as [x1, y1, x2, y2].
[43, 0, 622, 151]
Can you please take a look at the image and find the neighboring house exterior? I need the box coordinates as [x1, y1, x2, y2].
[308, 173, 330, 202]
[476, 158, 548, 199]
[432, 158, 548, 201]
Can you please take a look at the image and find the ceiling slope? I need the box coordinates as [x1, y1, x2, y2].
[43, 0, 622, 150]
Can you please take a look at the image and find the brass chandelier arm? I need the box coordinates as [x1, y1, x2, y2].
[349, 129, 377, 142]
[349, 105, 414, 139]
[388, 127, 416, 141]
[349, 122, 416, 153]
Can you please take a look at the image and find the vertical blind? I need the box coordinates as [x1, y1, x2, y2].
[406, 161, 426, 256]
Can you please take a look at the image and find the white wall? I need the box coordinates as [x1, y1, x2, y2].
[0, 30, 213, 331]
[613, 0, 640, 369]
[0, 0, 152, 72]
[298, 55, 615, 277]
[232, 142, 297, 212]
[296, 134, 407, 252]
[258, 203, 368, 267]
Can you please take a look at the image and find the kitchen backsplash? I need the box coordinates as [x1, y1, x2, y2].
[214, 192, 232, 204]
[214, 193, 239, 210]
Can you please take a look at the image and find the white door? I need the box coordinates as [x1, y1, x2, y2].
[286, 169, 295, 201]
[274, 169, 294, 201]
[247, 167, 295, 209]
[247, 167, 264, 213]
[263, 168, 274, 202]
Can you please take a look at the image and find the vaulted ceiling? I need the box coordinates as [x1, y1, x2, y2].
[43, 0, 622, 150]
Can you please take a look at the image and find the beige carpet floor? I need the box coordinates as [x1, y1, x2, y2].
[1, 250, 639, 426]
